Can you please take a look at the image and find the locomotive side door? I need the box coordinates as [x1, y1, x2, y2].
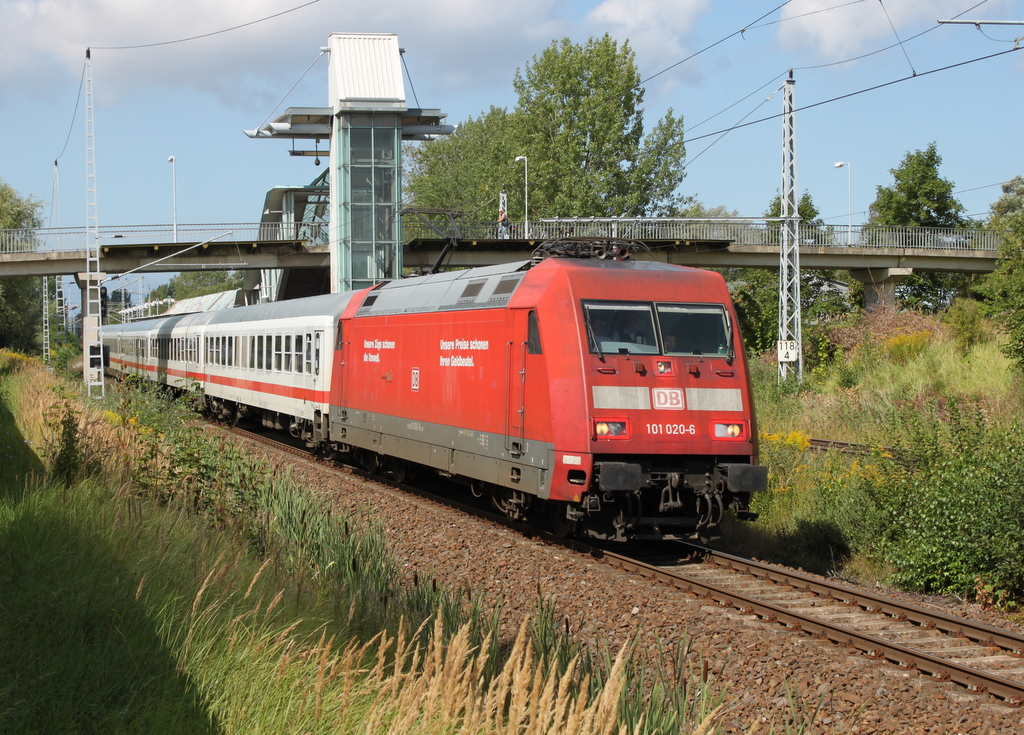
[505, 309, 535, 457]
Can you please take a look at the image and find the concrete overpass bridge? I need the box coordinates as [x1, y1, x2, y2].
[0, 216, 1003, 308]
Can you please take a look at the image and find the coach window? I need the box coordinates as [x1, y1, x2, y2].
[306, 333, 313, 374]
[527, 311, 542, 354]
[272, 335, 280, 371]
[255, 335, 263, 369]
[314, 332, 321, 376]
[264, 335, 273, 371]
[284, 335, 292, 372]
[295, 335, 304, 374]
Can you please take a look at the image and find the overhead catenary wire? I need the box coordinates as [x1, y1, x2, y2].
[789, 0, 990, 72]
[684, 86, 784, 169]
[680, 47, 1020, 147]
[683, 0, 991, 139]
[628, 0, 999, 197]
[54, 62, 86, 163]
[640, 0, 795, 86]
[90, 0, 320, 51]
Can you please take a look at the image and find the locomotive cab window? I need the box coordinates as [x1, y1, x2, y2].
[656, 304, 730, 356]
[583, 301, 731, 357]
[583, 302, 658, 354]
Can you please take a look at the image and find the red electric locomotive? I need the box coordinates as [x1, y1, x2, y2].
[103, 239, 766, 540]
[320, 240, 766, 540]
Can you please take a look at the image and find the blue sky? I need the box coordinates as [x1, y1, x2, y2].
[1, 0, 1022, 251]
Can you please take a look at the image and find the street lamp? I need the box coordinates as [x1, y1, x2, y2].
[834, 161, 851, 246]
[515, 155, 529, 238]
[168, 155, 177, 243]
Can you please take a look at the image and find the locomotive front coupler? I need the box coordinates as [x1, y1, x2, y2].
[659, 472, 685, 513]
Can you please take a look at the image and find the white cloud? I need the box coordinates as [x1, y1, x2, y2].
[775, 0, 1016, 60]
[0, 0, 564, 113]
[584, 0, 711, 87]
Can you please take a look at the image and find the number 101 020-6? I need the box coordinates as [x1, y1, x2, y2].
[646, 423, 696, 435]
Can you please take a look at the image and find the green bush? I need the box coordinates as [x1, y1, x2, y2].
[884, 400, 1024, 598]
[944, 298, 988, 355]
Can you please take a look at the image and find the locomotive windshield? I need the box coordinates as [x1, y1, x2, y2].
[584, 301, 731, 356]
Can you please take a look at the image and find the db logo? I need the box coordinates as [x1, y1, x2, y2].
[652, 388, 684, 410]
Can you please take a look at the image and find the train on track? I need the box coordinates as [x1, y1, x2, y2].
[103, 239, 767, 540]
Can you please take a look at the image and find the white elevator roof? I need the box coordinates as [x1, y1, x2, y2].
[328, 33, 406, 113]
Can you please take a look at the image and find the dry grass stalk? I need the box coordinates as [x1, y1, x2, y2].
[353, 616, 631, 735]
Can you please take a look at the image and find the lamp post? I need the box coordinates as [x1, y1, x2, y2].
[515, 155, 529, 237]
[834, 161, 851, 246]
[168, 155, 177, 243]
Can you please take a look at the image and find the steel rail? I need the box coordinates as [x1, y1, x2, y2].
[676, 543, 1024, 655]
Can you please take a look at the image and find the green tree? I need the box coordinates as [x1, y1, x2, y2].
[869, 143, 966, 228]
[406, 35, 688, 221]
[978, 178, 1024, 371]
[868, 143, 973, 310]
[404, 106, 519, 219]
[514, 35, 687, 217]
[0, 179, 43, 231]
[990, 175, 1024, 220]
[147, 271, 243, 302]
[0, 180, 44, 352]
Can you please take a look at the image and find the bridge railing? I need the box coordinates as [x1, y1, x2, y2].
[1, 217, 1003, 255]
[401, 216, 1004, 252]
[0, 222, 329, 254]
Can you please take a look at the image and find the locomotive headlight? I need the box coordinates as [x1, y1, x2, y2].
[713, 422, 747, 440]
[594, 420, 628, 438]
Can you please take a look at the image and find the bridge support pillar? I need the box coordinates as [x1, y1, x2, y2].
[850, 267, 913, 310]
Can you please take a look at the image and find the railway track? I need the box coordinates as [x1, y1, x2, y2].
[604, 543, 1024, 706]
[225, 424, 1024, 707]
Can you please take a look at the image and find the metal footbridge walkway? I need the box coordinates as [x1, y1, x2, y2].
[0, 216, 1002, 279]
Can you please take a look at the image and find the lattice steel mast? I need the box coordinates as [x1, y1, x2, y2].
[777, 71, 802, 382]
[84, 48, 105, 398]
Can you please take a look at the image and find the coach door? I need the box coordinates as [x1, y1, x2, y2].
[304, 330, 323, 401]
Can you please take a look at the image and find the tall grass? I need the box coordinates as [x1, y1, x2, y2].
[0, 352, 738, 734]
